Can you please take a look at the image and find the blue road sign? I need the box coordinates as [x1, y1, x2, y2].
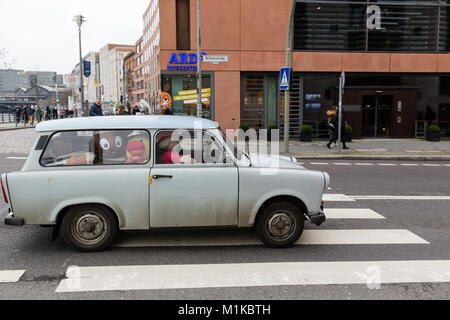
[280, 67, 291, 91]
[83, 61, 91, 78]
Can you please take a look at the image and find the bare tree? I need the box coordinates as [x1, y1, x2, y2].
[0, 36, 16, 69]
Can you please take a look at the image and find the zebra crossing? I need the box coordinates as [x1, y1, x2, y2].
[2, 194, 449, 294]
[301, 161, 450, 167]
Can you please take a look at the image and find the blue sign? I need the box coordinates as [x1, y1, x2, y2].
[167, 52, 207, 71]
[83, 61, 91, 78]
[280, 68, 291, 90]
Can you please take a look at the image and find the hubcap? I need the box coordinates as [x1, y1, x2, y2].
[266, 212, 297, 241]
[73, 213, 107, 245]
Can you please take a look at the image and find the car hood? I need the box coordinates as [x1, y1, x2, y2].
[248, 153, 305, 169]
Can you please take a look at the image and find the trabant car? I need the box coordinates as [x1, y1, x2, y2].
[1, 116, 329, 252]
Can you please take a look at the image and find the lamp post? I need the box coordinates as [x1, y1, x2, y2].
[284, 0, 296, 154]
[196, 0, 203, 118]
[73, 15, 86, 117]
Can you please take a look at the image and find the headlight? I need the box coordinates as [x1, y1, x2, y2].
[323, 172, 330, 191]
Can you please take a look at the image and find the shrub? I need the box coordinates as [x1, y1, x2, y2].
[301, 125, 313, 134]
[240, 124, 250, 132]
[345, 125, 353, 134]
[428, 125, 440, 133]
[268, 124, 278, 131]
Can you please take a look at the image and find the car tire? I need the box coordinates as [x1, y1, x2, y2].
[256, 201, 305, 248]
[61, 205, 118, 252]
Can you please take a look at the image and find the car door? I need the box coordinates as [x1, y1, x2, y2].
[149, 130, 238, 228]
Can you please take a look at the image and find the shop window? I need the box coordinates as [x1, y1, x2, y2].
[440, 77, 450, 95]
[161, 74, 212, 119]
[176, 0, 191, 50]
[41, 130, 150, 167]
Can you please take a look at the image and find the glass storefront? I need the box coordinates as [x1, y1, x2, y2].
[294, 1, 450, 52]
[241, 73, 278, 130]
[161, 73, 213, 119]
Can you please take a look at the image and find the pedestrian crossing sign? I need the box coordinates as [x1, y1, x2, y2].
[280, 68, 291, 90]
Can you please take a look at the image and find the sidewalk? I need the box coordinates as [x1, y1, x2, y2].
[280, 139, 450, 161]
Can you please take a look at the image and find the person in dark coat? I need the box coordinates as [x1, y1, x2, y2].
[327, 109, 349, 150]
[90, 99, 103, 117]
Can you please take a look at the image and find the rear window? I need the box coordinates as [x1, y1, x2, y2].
[40, 130, 150, 167]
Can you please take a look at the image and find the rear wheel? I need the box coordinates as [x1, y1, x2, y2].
[61, 205, 118, 252]
[256, 201, 305, 248]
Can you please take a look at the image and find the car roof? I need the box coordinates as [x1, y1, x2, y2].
[36, 116, 220, 132]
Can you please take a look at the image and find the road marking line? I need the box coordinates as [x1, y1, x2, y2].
[400, 164, 420, 166]
[355, 163, 375, 166]
[112, 229, 428, 248]
[378, 163, 397, 166]
[310, 163, 329, 165]
[324, 209, 385, 220]
[55, 260, 450, 293]
[323, 194, 355, 202]
[333, 163, 352, 166]
[6, 157, 28, 160]
[0, 270, 25, 283]
[422, 164, 442, 167]
[350, 195, 450, 200]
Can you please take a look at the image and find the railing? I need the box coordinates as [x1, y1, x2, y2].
[416, 120, 450, 139]
[0, 112, 15, 124]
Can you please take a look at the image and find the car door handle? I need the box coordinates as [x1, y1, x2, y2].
[153, 175, 173, 180]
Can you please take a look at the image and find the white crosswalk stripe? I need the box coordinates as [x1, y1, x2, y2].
[55, 260, 450, 293]
[0, 270, 25, 283]
[113, 229, 427, 248]
[324, 208, 385, 219]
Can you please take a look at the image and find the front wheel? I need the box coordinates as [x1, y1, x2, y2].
[61, 205, 118, 252]
[256, 201, 305, 248]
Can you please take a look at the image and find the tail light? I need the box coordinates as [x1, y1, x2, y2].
[1, 176, 8, 203]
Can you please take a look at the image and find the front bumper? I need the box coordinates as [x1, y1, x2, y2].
[4, 213, 24, 227]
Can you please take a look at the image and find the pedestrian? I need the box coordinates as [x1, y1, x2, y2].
[90, 99, 104, 117]
[326, 106, 338, 147]
[327, 108, 349, 150]
[26, 106, 35, 126]
[15, 106, 22, 126]
[36, 107, 43, 123]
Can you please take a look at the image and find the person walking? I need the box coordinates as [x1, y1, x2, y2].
[90, 99, 104, 117]
[15, 106, 22, 126]
[327, 108, 349, 150]
[326, 106, 338, 147]
[26, 106, 35, 126]
[36, 107, 43, 123]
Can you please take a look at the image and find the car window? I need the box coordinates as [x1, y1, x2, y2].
[40, 130, 150, 167]
[155, 130, 226, 165]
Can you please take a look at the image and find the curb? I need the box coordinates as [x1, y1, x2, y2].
[0, 126, 35, 132]
[294, 155, 450, 161]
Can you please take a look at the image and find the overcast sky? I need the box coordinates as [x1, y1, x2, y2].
[0, 0, 149, 75]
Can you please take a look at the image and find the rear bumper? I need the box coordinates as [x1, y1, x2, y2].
[4, 212, 24, 227]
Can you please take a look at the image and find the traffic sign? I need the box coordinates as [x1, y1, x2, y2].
[83, 60, 91, 78]
[202, 55, 229, 64]
[280, 68, 291, 91]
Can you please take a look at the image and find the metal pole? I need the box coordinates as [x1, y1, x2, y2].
[375, 93, 378, 138]
[196, 0, 202, 118]
[338, 76, 343, 153]
[78, 25, 85, 117]
[284, 0, 296, 154]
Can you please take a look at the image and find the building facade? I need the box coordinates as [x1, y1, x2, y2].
[140, 0, 450, 138]
[99, 44, 135, 109]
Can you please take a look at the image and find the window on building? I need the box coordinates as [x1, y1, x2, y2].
[176, 0, 191, 50]
[161, 74, 212, 119]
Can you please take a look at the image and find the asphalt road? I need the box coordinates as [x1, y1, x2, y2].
[0, 154, 449, 300]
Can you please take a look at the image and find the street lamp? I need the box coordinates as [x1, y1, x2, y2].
[73, 15, 87, 117]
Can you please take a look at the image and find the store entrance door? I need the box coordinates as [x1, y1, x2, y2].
[362, 95, 394, 137]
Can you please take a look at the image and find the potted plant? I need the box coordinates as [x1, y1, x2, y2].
[240, 124, 250, 133]
[426, 125, 441, 142]
[268, 124, 278, 142]
[345, 125, 353, 143]
[300, 125, 313, 142]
